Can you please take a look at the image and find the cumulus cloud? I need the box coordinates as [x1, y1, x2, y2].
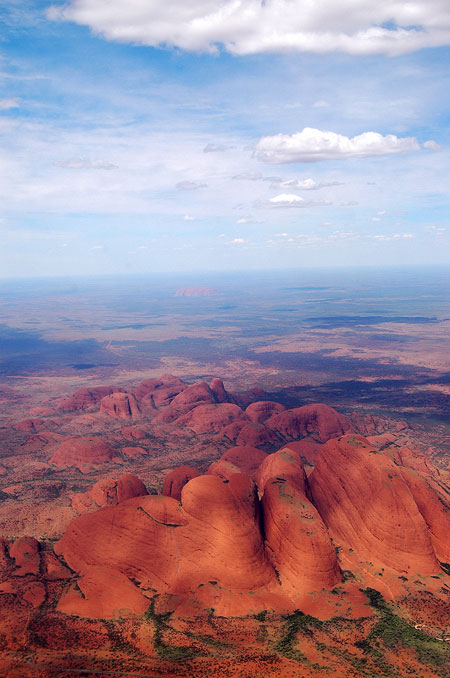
[259, 193, 330, 208]
[48, 1, 450, 56]
[278, 178, 344, 190]
[255, 128, 420, 163]
[183, 214, 195, 221]
[175, 180, 207, 190]
[54, 157, 117, 169]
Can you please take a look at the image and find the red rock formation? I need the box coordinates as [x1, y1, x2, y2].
[120, 426, 148, 441]
[391, 446, 433, 476]
[279, 439, 324, 465]
[100, 392, 140, 419]
[179, 474, 275, 592]
[55, 478, 277, 618]
[235, 423, 281, 449]
[57, 566, 149, 618]
[9, 536, 40, 576]
[58, 386, 123, 412]
[162, 466, 200, 501]
[220, 445, 268, 476]
[245, 401, 286, 423]
[170, 381, 217, 411]
[50, 437, 117, 470]
[217, 419, 248, 442]
[12, 418, 44, 432]
[177, 403, 246, 434]
[72, 473, 148, 514]
[208, 458, 243, 481]
[23, 581, 46, 608]
[262, 477, 340, 595]
[209, 377, 230, 403]
[255, 448, 309, 495]
[309, 435, 439, 575]
[399, 467, 450, 564]
[135, 374, 186, 407]
[267, 403, 353, 443]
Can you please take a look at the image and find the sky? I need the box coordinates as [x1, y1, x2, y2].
[0, 0, 450, 277]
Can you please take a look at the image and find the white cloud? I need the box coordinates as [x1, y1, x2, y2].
[423, 140, 442, 151]
[279, 178, 343, 190]
[175, 180, 207, 190]
[48, 1, 450, 56]
[0, 98, 20, 110]
[255, 127, 420, 163]
[230, 237, 245, 244]
[203, 143, 228, 153]
[260, 193, 331, 208]
[233, 171, 263, 180]
[183, 214, 195, 221]
[54, 157, 118, 169]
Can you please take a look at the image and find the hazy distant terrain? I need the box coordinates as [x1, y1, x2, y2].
[1, 267, 449, 429]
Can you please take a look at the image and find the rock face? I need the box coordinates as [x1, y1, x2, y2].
[309, 435, 439, 575]
[245, 401, 286, 423]
[177, 403, 246, 434]
[10, 536, 40, 576]
[255, 448, 308, 495]
[57, 566, 149, 619]
[235, 423, 281, 449]
[58, 386, 123, 412]
[55, 479, 278, 617]
[209, 377, 230, 403]
[220, 445, 268, 476]
[72, 474, 148, 514]
[399, 467, 450, 564]
[262, 477, 341, 594]
[162, 466, 200, 501]
[279, 439, 325, 465]
[100, 392, 140, 419]
[50, 437, 117, 470]
[174, 287, 218, 297]
[135, 374, 186, 408]
[267, 403, 353, 443]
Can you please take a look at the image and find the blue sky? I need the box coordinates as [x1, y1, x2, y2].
[1, 0, 449, 276]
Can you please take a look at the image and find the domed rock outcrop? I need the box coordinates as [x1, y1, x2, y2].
[169, 382, 217, 411]
[9, 536, 40, 576]
[245, 401, 286, 423]
[255, 448, 309, 495]
[58, 386, 123, 412]
[235, 422, 281, 449]
[267, 403, 353, 443]
[398, 467, 450, 564]
[50, 437, 118, 470]
[72, 473, 148, 514]
[135, 374, 186, 408]
[309, 435, 439, 575]
[209, 377, 230, 403]
[278, 439, 325, 465]
[177, 403, 246, 434]
[220, 445, 268, 476]
[162, 465, 200, 501]
[100, 392, 140, 419]
[262, 477, 341, 595]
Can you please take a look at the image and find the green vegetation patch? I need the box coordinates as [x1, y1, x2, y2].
[360, 588, 450, 674]
[143, 599, 200, 661]
[274, 609, 323, 664]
